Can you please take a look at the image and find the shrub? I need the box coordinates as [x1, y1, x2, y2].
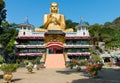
[107, 62, 113, 67]
[86, 64, 102, 73]
[93, 55, 101, 63]
[0, 55, 5, 63]
[26, 62, 33, 73]
[0, 64, 19, 73]
[115, 62, 120, 66]
[80, 60, 86, 66]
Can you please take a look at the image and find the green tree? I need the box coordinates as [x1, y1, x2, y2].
[0, 21, 18, 63]
[112, 17, 120, 24]
[0, 55, 4, 63]
[0, 0, 6, 34]
[89, 24, 102, 45]
[101, 17, 120, 48]
[0, 0, 5, 10]
[65, 19, 79, 31]
[100, 27, 114, 42]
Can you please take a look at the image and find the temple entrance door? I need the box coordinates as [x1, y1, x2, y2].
[56, 48, 63, 54]
[46, 42, 64, 54]
[46, 47, 63, 54]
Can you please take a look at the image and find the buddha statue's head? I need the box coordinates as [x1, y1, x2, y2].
[50, 2, 59, 13]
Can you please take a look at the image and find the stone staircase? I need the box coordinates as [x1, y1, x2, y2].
[45, 54, 66, 68]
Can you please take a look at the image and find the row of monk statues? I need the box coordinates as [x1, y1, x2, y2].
[35, 2, 73, 32]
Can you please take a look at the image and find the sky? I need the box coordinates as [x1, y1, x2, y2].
[4, 0, 120, 28]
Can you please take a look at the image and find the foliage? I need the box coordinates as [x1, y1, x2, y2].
[0, 0, 6, 34]
[34, 57, 40, 64]
[0, 21, 18, 50]
[92, 55, 101, 63]
[0, 21, 18, 63]
[67, 59, 80, 69]
[66, 19, 79, 31]
[88, 16, 120, 48]
[67, 63, 76, 69]
[26, 64, 33, 70]
[102, 17, 120, 48]
[79, 59, 86, 66]
[0, 0, 5, 10]
[86, 64, 102, 73]
[112, 17, 120, 25]
[115, 62, 120, 66]
[76, 66, 81, 72]
[36, 64, 45, 70]
[67, 59, 86, 72]
[16, 59, 20, 64]
[0, 0, 6, 23]
[26, 62, 33, 73]
[0, 64, 19, 73]
[107, 62, 113, 67]
[89, 24, 102, 45]
[0, 55, 4, 63]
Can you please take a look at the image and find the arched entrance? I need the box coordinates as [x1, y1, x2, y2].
[46, 42, 64, 54]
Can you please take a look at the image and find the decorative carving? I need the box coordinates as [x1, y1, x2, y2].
[45, 34, 65, 43]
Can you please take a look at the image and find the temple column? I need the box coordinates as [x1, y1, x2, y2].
[46, 48, 49, 54]
[54, 48, 56, 54]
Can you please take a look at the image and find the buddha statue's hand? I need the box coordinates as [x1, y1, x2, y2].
[47, 16, 53, 23]
[51, 17, 57, 23]
[47, 14, 55, 22]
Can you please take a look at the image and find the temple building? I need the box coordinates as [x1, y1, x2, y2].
[16, 2, 91, 68]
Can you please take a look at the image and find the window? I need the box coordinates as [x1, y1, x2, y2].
[83, 32, 85, 35]
[28, 27, 30, 30]
[81, 27, 86, 30]
[24, 49, 28, 53]
[23, 32, 25, 35]
[23, 27, 26, 30]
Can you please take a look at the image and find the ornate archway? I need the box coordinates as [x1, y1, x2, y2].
[46, 42, 64, 54]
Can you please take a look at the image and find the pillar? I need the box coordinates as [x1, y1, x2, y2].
[46, 48, 49, 54]
[54, 48, 56, 54]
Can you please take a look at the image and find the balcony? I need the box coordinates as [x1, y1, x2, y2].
[32, 32, 44, 36]
[67, 52, 90, 56]
[65, 45, 92, 48]
[16, 34, 44, 39]
[16, 45, 45, 48]
[18, 53, 43, 56]
[65, 36, 91, 39]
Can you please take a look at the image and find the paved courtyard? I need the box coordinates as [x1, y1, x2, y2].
[0, 66, 120, 83]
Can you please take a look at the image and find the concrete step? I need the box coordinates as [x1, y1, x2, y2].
[45, 54, 66, 68]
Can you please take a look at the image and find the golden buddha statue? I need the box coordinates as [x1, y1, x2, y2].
[44, 2, 65, 30]
[35, 2, 73, 32]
